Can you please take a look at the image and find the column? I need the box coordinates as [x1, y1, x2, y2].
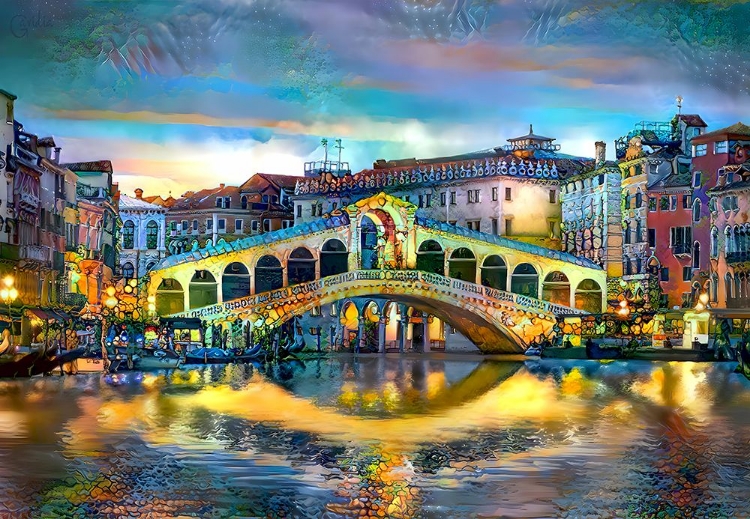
[357, 320, 365, 354]
[570, 276, 577, 309]
[282, 266, 288, 287]
[215, 278, 223, 304]
[398, 305, 408, 353]
[378, 319, 386, 353]
[506, 264, 514, 295]
[423, 316, 431, 352]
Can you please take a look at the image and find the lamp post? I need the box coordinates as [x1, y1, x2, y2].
[0, 276, 19, 347]
[102, 285, 119, 370]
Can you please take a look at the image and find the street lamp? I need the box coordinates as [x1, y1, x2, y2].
[0, 276, 19, 346]
[695, 292, 709, 312]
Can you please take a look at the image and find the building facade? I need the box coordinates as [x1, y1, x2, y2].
[119, 189, 167, 280]
[295, 127, 591, 251]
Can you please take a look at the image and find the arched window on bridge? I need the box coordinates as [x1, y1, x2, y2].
[288, 248, 316, 284]
[222, 262, 251, 302]
[480, 255, 507, 291]
[574, 278, 603, 314]
[255, 255, 283, 293]
[448, 248, 476, 283]
[510, 263, 539, 298]
[542, 271, 570, 307]
[155, 278, 184, 315]
[321, 239, 348, 277]
[416, 240, 445, 275]
[189, 270, 218, 309]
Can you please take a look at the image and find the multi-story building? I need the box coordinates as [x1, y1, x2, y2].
[560, 141, 623, 279]
[119, 189, 167, 280]
[238, 173, 297, 233]
[691, 122, 750, 310]
[294, 127, 591, 250]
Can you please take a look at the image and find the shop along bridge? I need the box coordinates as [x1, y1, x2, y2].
[148, 193, 606, 353]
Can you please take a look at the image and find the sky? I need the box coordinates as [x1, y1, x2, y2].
[1, 0, 750, 197]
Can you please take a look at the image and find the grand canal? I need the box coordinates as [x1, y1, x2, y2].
[1, 354, 749, 518]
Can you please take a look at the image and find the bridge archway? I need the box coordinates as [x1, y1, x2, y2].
[189, 270, 217, 309]
[321, 239, 348, 277]
[383, 301, 400, 347]
[448, 248, 476, 282]
[359, 209, 401, 270]
[575, 279, 603, 313]
[339, 300, 360, 349]
[511, 263, 539, 298]
[481, 255, 507, 290]
[155, 278, 184, 315]
[542, 271, 570, 307]
[288, 247, 316, 285]
[361, 301, 381, 352]
[416, 240, 445, 275]
[255, 255, 283, 293]
[222, 262, 251, 302]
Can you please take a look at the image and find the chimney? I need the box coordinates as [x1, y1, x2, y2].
[134, 188, 143, 199]
[219, 183, 225, 189]
[53, 147, 61, 163]
[595, 141, 606, 167]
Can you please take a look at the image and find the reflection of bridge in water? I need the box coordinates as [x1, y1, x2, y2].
[149, 193, 606, 352]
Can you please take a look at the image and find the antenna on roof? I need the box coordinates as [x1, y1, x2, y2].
[321, 138, 328, 162]
[334, 138, 344, 164]
[676, 95, 683, 116]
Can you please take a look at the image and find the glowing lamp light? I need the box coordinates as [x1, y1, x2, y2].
[617, 300, 630, 318]
[8, 288, 17, 301]
[147, 295, 156, 304]
[3, 276, 13, 288]
[106, 286, 116, 297]
[698, 293, 709, 305]
[695, 303, 705, 312]
[105, 296, 118, 309]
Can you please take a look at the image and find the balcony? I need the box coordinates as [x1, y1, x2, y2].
[726, 252, 750, 264]
[671, 243, 691, 256]
[20, 245, 51, 263]
[727, 296, 750, 309]
[76, 184, 108, 200]
[304, 160, 351, 177]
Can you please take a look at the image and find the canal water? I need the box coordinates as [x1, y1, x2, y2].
[0, 354, 749, 518]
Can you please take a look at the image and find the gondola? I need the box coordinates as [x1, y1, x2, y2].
[136, 347, 182, 370]
[231, 342, 266, 364]
[184, 347, 234, 364]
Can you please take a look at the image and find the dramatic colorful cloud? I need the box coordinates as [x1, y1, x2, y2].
[1, 0, 749, 195]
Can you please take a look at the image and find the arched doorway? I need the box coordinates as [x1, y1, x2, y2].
[361, 301, 381, 353]
[321, 239, 348, 277]
[511, 263, 539, 298]
[255, 255, 283, 293]
[288, 247, 316, 284]
[416, 240, 445, 275]
[359, 210, 399, 270]
[575, 279, 602, 314]
[189, 270, 217, 309]
[542, 271, 570, 306]
[155, 278, 184, 315]
[481, 255, 507, 290]
[448, 248, 476, 282]
[222, 262, 250, 302]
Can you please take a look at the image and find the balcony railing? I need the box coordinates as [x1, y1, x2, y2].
[76, 184, 108, 200]
[671, 243, 691, 255]
[20, 245, 51, 263]
[727, 252, 750, 263]
[727, 296, 750, 309]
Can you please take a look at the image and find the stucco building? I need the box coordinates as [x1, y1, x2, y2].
[119, 189, 167, 280]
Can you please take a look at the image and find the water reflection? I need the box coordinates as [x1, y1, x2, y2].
[0, 357, 748, 518]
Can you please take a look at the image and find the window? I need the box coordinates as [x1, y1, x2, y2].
[311, 203, 318, 217]
[206, 219, 213, 231]
[715, 141, 728, 154]
[670, 226, 692, 254]
[262, 194, 269, 204]
[661, 268, 669, 281]
[283, 220, 293, 229]
[547, 220, 557, 238]
[727, 172, 735, 184]
[660, 197, 669, 211]
[491, 218, 498, 235]
[624, 222, 631, 245]
[492, 187, 498, 201]
[505, 187, 512, 201]
[263, 219, 271, 232]
[440, 192, 446, 206]
[122, 221, 135, 249]
[722, 195, 739, 212]
[670, 195, 677, 211]
[146, 221, 158, 249]
[403, 195, 410, 204]
[710, 227, 718, 258]
[682, 195, 691, 209]
[693, 144, 707, 157]
[692, 171, 701, 188]
[683, 266, 692, 282]
[424, 193, 431, 207]
[648, 228, 656, 248]
[251, 220, 259, 232]
[271, 195, 278, 204]
[466, 220, 480, 231]
[215, 197, 222, 208]
[450, 191, 457, 205]
[218, 219, 226, 231]
[296, 205, 302, 218]
[468, 189, 480, 204]
[635, 191, 643, 208]
[192, 219, 198, 231]
[235, 219, 243, 232]
[648, 197, 656, 212]
[181, 220, 188, 231]
[418, 194, 424, 208]
[692, 199, 701, 222]
[505, 218, 512, 236]
[624, 192, 631, 209]
[448, 220, 457, 226]
[241, 196, 248, 210]
[549, 189, 556, 204]
[122, 262, 135, 279]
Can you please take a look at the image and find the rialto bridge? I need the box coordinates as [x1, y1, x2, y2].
[148, 193, 606, 353]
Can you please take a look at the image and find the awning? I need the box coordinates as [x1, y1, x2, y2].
[25, 308, 71, 322]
